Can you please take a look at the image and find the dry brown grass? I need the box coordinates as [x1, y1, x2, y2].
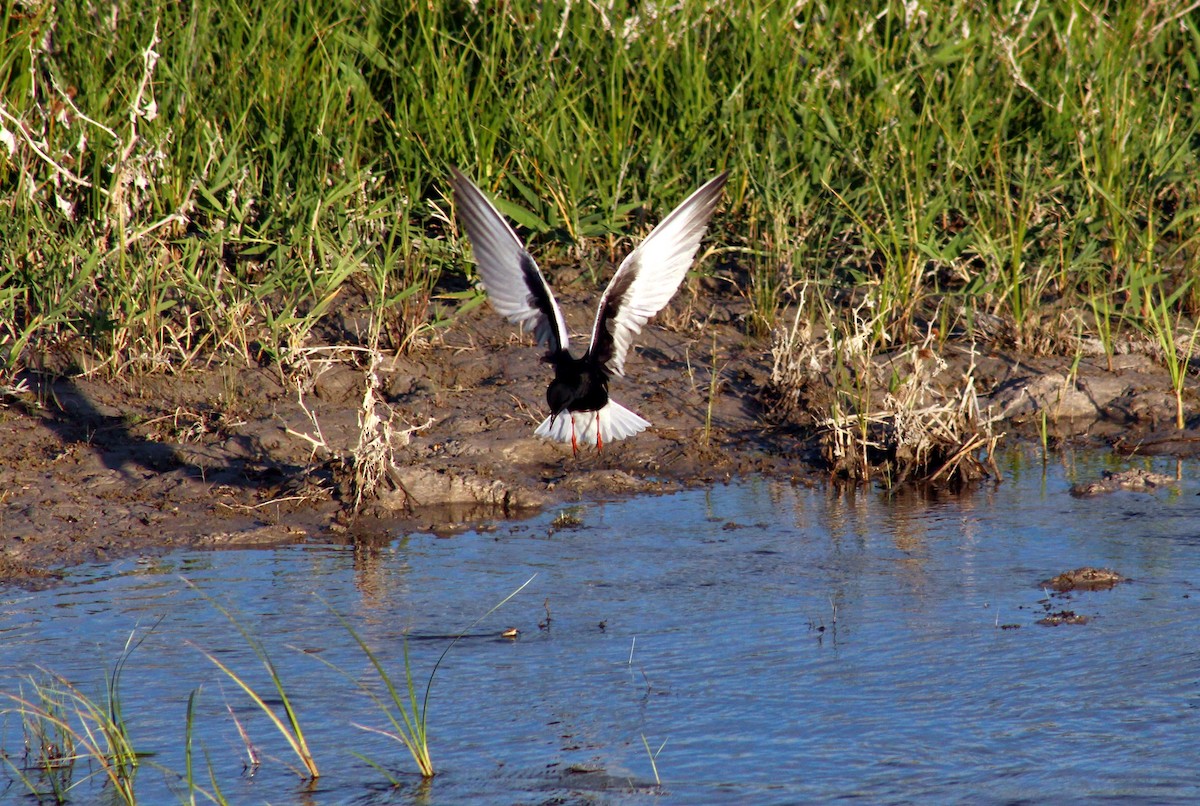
[762, 291, 1001, 486]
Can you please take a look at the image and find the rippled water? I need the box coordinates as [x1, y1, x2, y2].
[1, 449, 1198, 803]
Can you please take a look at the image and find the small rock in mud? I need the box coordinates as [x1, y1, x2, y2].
[1069, 468, 1176, 496]
[1037, 609, 1090, 626]
[1041, 566, 1127, 592]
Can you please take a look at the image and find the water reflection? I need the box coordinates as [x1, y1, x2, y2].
[0, 449, 1197, 803]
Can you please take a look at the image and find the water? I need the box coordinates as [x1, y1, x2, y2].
[1, 449, 1198, 803]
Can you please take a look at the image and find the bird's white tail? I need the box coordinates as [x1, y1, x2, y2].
[534, 399, 650, 448]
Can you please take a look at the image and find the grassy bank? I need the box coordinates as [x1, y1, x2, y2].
[2, 0, 1198, 378]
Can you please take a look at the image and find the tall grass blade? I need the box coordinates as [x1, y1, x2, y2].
[185, 579, 319, 780]
[641, 733, 667, 786]
[321, 573, 537, 778]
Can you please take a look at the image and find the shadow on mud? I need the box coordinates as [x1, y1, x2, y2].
[27, 371, 313, 491]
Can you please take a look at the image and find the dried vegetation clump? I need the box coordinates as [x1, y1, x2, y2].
[762, 295, 1001, 487]
[283, 340, 431, 513]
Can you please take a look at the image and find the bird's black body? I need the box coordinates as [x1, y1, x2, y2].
[545, 351, 610, 415]
[516, 251, 613, 417]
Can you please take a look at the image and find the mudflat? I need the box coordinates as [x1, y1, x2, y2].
[1, 287, 1194, 581]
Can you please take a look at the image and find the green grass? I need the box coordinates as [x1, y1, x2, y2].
[641, 733, 667, 786]
[322, 573, 536, 779]
[1, 629, 148, 804]
[2, 0, 1198, 380]
[1145, 280, 1200, 429]
[0, 575, 535, 800]
[187, 581, 320, 780]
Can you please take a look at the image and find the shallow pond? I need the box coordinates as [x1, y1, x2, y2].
[1, 449, 1199, 803]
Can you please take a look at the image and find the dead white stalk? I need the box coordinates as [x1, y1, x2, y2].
[0, 103, 99, 191]
[351, 348, 433, 511]
[110, 20, 161, 231]
[286, 388, 331, 460]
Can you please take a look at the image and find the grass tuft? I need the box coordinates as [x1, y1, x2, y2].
[764, 289, 1000, 485]
[320, 574, 536, 778]
[640, 733, 667, 786]
[0, 627, 151, 804]
[1144, 281, 1200, 430]
[185, 580, 319, 780]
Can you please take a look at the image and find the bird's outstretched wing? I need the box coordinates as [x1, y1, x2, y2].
[588, 172, 728, 376]
[449, 167, 569, 353]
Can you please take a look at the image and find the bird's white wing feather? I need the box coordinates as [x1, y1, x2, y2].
[588, 172, 727, 376]
[449, 167, 569, 353]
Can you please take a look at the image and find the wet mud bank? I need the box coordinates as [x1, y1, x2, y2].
[2, 293, 1197, 581]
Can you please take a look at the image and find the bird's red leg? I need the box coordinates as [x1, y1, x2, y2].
[570, 416, 578, 457]
[596, 413, 602, 452]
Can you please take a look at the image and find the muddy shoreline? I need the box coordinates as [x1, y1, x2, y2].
[2, 290, 1197, 582]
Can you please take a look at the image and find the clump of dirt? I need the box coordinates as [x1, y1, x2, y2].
[1041, 567, 1128, 593]
[1027, 566, 1128, 626]
[1, 286, 1196, 582]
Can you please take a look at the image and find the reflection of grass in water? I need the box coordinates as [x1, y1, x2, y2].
[320, 574, 537, 779]
[1, 628, 149, 804]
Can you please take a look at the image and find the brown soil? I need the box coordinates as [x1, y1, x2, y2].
[3, 286, 1198, 582]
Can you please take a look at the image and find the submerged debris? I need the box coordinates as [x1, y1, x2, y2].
[1038, 609, 1090, 626]
[1069, 469, 1177, 497]
[1041, 567, 1128, 592]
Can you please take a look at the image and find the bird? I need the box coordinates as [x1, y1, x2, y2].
[449, 167, 728, 454]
